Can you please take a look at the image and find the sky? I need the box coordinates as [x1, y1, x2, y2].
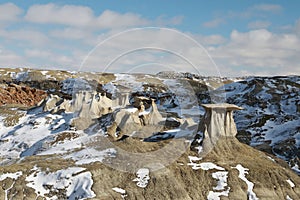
[0, 0, 300, 76]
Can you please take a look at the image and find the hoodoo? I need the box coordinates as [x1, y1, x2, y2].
[192, 103, 243, 154]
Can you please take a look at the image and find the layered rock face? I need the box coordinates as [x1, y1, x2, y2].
[192, 103, 243, 154]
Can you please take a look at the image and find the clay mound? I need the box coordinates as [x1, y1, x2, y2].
[0, 83, 47, 106]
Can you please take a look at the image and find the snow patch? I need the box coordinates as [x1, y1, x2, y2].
[232, 164, 258, 200]
[286, 179, 295, 188]
[62, 78, 92, 95]
[267, 156, 275, 162]
[112, 187, 126, 194]
[212, 171, 228, 191]
[40, 71, 48, 75]
[112, 187, 127, 198]
[125, 107, 138, 113]
[0, 171, 22, 181]
[64, 148, 116, 165]
[114, 74, 144, 92]
[292, 164, 300, 174]
[0, 171, 23, 200]
[25, 166, 96, 200]
[207, 189, 230, 200]
[199, 162, 225, 171]
[103, 82, 117, 94]
[187, 156, 202, 170]
[133, 168, 150, 188]
[205, 164, 230, 200]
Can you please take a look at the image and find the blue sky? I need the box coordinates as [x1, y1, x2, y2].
[0, 0, 299, 76]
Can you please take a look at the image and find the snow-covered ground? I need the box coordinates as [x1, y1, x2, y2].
[0, 171, 23, 200]
[219, 76, 300, 172]
[26, 166, 95, 200]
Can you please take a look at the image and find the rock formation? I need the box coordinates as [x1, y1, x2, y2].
[191, 103, 243, 154]
[0, 83, 47, 106]
[40, 89, 194, 141]
[40, 91, 114, 130]
[43, 94, 63, 112]
[112, 91, 130, 108]
[107, 99, 165, 140]
[73, 92, 113, 129]
[144, 99, 164, 125]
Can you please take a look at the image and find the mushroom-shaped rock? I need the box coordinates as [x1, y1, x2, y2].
[191, 103, 243, 154]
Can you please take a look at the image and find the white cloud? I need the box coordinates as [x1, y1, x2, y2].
[0, 3, 22, 21]
[155, 15, 184, 26]
[96, 10, 149, 29]
[0, 48, 27, 67]
[247, 20, 271, 29]
[24, 48, 78, 69]
[2, 26, 300, 76]
[24, 3, 186, 31]
[197, 34, 227, 45]
[25, 3, 94, 27]
[215, 3, 283, 25]
[25, 4, 183, 30]
[295, 19, 300, 36]
[25, 49, 52, 58]
[203, 18, 225, 28]
[210, 29, 300, 76]
[253, 4, 283, 13]
[0, 3, 298, 76]
[25, 4, 150, 29]
[79, 28, 218, 75]
[0, 29, 49, 46]
[49, 28, 92, 40]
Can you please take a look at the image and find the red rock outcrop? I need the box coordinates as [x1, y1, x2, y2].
[0, 83, 47, 106]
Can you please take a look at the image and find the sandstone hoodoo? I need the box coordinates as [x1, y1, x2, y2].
[107, 98, 166, 140]
[192, 103, 243, 154]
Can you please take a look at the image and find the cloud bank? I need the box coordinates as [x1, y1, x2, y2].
[0, 3, 299, 76]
